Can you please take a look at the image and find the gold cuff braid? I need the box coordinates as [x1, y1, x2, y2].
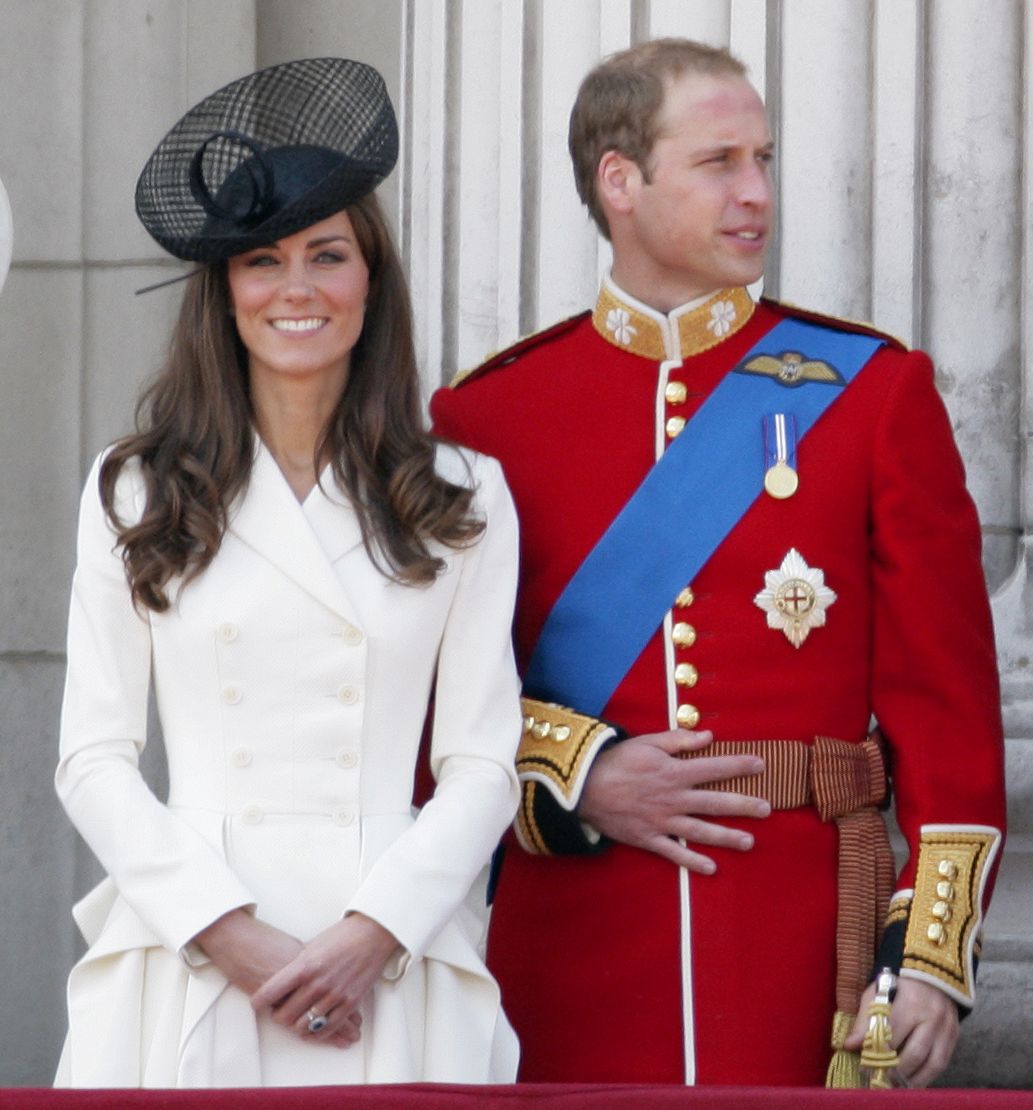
[900, 825, 1001, 1005]
[515, 697, 617, 810]
[513, 698, 619, 854]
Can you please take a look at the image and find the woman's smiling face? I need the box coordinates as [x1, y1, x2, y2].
[227, 210, 370, 388]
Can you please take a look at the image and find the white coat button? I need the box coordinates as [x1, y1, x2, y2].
[342, 625, 364, 646]
[337, 684, 360, 705]
[241, 804, 264, 824]
[332, 807, 356, 827]
[221, 684, 243, 705]
[217, 623, 239, 643]
[336, 749, 358, 769]
[230, 746, 252, 768]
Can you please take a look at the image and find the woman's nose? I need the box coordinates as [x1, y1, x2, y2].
[281, 259, 314, 299]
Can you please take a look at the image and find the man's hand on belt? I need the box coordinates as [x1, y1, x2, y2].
[577, 729, 771, 872]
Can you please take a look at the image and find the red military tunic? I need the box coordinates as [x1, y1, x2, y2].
[430, 281, 1006, 1086]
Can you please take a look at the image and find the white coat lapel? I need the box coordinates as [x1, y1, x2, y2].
[303, 470, 368, 566]
[228, 441, 364, 620]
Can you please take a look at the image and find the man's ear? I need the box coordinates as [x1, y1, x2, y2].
[597, 150, 641, 219]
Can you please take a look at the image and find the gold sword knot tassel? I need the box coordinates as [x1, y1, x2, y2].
[860, 968, 901, 1089]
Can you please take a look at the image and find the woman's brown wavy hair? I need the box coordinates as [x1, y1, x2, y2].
[101, 193, 484, 612]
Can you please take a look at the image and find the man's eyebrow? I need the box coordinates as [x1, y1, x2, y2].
[692, 140, 775, 157]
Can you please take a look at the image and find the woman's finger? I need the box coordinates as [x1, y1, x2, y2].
[294, 1003, 362, 1045]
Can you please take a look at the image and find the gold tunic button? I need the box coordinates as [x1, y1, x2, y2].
[666, 416, 686, 438]
[931, 900, 952, 922]
[936, 881, 956, 900]
[937, 859, 959, 880]
[672, 622, 696, 647]
[552, 726, 572, 742]
[927, 922, 947, 945]
[675, 587, 694, 608]
[532, 721, 551, 739]
[676, 704, 700, 729]
[665, 381, 688, 405]
[522, 715, 536, 733]
[674, 662, 699, 688]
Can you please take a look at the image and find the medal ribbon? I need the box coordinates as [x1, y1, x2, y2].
[523, 317, 884, 716]
[766, 412, 795, 468]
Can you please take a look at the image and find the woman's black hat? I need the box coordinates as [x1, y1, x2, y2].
[135, 57, 398, 262]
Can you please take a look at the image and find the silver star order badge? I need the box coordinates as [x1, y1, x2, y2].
[753, 548, 837, 649]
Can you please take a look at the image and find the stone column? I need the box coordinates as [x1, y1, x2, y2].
[0, 0, 254, 1083]
[0, 3, 90, 1082]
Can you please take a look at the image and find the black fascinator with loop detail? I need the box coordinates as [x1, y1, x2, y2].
[135, 57, 398, 263]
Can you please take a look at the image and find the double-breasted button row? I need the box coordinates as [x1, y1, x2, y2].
[221, 682, 363, 706]
[217, 621, 366, 646]
[229, 746, 359, 770]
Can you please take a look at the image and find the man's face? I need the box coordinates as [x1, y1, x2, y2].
[617, 72, 774, 306]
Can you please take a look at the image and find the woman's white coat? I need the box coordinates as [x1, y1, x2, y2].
[55, 441, 522, 1087]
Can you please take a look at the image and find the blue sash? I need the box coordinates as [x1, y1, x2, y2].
[523, 317, 883, 716]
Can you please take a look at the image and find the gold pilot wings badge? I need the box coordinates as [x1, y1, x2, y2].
[739, 350, 845, 388]
[753, 548, 837, 648]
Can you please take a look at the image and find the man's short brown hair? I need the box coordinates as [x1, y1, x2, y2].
[568, 38, 747, 239]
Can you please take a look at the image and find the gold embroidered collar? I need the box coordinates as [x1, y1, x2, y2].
[592, 279, 755, 362]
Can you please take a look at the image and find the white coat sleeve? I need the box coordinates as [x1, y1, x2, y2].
[345, 453, 522, 962]
[55, 454, 257, 958]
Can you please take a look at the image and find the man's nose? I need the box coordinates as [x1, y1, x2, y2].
[738, 160, 772, 208]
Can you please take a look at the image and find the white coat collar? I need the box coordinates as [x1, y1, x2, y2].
[228, 439, 365, 621]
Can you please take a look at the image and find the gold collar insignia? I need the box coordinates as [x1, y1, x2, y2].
[592, 281, 754, 362]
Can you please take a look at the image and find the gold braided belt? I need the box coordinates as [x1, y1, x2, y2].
[687, 735, 895, 1088]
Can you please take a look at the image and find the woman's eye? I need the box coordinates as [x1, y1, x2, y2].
[315, 250, 346, 264]
[245, 254, 278, 268]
